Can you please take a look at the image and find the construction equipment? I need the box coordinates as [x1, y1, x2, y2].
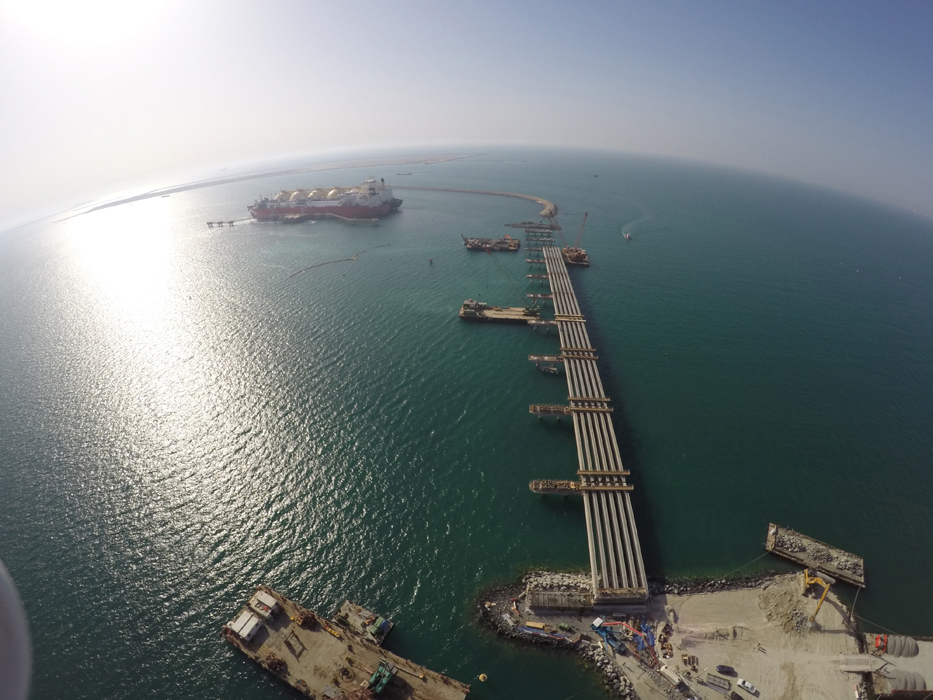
[364, 658, 398, 694]
[562, 212, 590, 266]
[802, 568, 836, 622]
[573, 212, 588, 248]
[590, 618, 622, 650]
[614, 621, 659, 665]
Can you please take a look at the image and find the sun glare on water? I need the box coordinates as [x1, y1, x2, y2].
[68, 197, 175, 321]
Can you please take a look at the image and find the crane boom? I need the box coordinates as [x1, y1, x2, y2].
[574, 212, 588, 248]
[802, 568, 835, 622]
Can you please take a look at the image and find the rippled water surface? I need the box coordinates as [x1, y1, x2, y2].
[2, 149, 933, 699]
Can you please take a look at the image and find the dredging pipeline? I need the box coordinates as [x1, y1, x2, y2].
[392, 185, 558, 219]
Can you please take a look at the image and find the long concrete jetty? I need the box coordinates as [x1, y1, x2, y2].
[536, 245, 648, 607]
[392, 185, 558, 219]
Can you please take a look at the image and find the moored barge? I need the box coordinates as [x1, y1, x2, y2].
[462, 235, 520, 252]
[222, 585, 470, 699]
[459, 299, 540, 324]
[765, 523, 865, 587]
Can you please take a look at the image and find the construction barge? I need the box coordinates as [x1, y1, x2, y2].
[462, 235, 520, 252]
[459, 299, 540, 324]
[765, 523, 865, 587]
[222, 585, 470, 700]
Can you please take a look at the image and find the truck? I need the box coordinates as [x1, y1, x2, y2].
[659, 664, 687, 690]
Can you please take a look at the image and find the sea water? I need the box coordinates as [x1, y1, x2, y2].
[1, 147, 932, 699]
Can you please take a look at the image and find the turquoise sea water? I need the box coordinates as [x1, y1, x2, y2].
[1, 148, 932, 699]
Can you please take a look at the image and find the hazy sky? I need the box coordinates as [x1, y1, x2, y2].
[1, 0, 931, 228]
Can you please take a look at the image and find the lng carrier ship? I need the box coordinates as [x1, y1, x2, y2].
[248, 177, 402, 221]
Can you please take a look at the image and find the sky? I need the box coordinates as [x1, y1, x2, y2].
[0, 0, 931, 229]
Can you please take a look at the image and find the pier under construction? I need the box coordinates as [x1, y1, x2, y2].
[460, 233, 647, 608]
[531, 245, 648, 607]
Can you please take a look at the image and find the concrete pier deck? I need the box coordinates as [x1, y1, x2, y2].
[538, 244, 648, 607]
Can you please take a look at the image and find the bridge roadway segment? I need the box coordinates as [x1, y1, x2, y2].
[541, 245, 648, 605]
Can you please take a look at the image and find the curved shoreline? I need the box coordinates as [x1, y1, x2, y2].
[61, 154, 469, 221]
[392, 185, 558, 219]
[476, 569, 860, 700]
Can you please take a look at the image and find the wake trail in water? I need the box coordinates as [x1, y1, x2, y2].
[620, 204, 654, 236]
[289, 243, 391, 278]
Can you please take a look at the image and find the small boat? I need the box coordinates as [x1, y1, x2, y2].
[624, 233, 632, 240]
[537, 363, 560, 375]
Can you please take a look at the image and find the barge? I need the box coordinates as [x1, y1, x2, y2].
[462, 236, 520, 252]
[765, 523, 865, 587]
[222, 585, 470, 699]
[459, 299, 540, 324]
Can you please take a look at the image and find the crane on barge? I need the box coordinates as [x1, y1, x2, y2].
[562, 212, 590, 266]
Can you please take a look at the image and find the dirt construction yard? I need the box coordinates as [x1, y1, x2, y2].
[649, 573, 861, 700]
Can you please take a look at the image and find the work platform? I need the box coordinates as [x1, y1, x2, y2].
[530, 479, 633, 494]
[222, 585, 470, 700]
[459, 299, 540, 324]
[528, 354, 563, 363]
[531, 245, 649, 607]
[765, 523, 865, 587]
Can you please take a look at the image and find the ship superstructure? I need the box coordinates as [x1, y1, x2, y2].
[249, 177, 402, 221]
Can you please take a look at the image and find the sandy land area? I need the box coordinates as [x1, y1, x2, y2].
[478, 571, 867, 700]
[651, 573, 862, 699]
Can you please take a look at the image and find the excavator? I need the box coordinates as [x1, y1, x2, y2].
[802, 568, 836, 622]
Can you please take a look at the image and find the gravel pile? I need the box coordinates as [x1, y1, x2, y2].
[579, 644, 638, 699]
[775, 534, 806, 553]
[524, 570, 593, 592]
[775, 531, 864, 578]
[788, 608, 808, 632]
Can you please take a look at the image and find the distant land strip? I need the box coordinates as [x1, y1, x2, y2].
[393, 185, 558, 219]
[60, 155, 471, 221]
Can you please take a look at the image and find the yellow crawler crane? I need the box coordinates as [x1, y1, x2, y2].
[802, 568, 836, 622]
